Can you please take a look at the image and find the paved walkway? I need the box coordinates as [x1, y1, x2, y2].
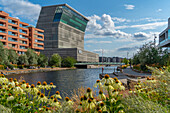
[123, 67, 151, 78]
[99, 67, 152, 87]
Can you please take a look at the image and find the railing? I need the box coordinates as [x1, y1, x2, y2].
[0, 23, 5, 26]
[0, 30, 6, 33]
[8, 38, 17, 42]
[0, 17, 6, 20]
[12, 28, 18, 31]
[37, 41, 43, 43]
[37, 32, 43, 35]
[37, 36, 43, 39]
[20, 46, 27, 49]
[9, 33, 17, 36]
[19, 24, 28, 28]
[19, 35, 27, 39]
[8, 20, 17, 25]
[19, 30, 27, 34]
[37, 45, 43, 48]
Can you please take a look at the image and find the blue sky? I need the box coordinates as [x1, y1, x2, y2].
[0, 0, 169, 58]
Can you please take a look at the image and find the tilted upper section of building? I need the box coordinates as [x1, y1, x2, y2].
[36, 4, 88, 49]
[0, 11, 44, 54]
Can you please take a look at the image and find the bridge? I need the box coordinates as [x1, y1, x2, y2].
[74, 62, 125, 68]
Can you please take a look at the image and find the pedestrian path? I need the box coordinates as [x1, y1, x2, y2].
[123, 67, 151, 78]
[99, 67, 152, 88]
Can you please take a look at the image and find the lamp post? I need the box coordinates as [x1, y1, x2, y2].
[154, 34, 157, 47]
[102, 49, 104, 75]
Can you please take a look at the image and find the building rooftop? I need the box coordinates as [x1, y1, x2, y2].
[42, 4, 89, 21]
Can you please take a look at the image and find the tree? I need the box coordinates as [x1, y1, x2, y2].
[38, 53, 48, 67]
[62, 57, 76, 67]
[122, 58, 129, 65]
[17, 54, 28, 65]
[0, 42, 9, 65]
[132, 42, 169, 70]
[8, 49, 18, 64]
[49, 53, 61, 67]
[25, 49, 38, 65]
[132, 54, 140, 65]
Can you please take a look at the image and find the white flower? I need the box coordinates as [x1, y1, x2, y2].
[7, 95, 14, 101]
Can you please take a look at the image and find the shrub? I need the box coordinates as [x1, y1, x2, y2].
[17, 65, 24, 69]
[133, 64, 141, 70]
[7, 64, 14, 70]
[12, 64, 17, 69]
[62, 57, 76, 67]
[49, 53, 61, 67]
[0, 65, 4, 70]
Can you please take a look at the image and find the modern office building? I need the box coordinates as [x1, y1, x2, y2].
[159, 18, 170, 53]
[36, 4, 99, 62]
[0, 11, 44, 54]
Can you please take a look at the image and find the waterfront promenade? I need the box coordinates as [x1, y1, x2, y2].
[100, 67, 152, 88]
[1, 67, 75, 75]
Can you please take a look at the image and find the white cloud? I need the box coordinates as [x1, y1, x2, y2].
[112, 17, 131, 23]
[86, 15, 102, 32]
[133, 32, 150, 41]
[86, 40, 112, 44]
[93, 49, 115, 54]
[0, 0, 41, 23]
[115, 21, 167, 30]
[156, 9, 162, 12]
[86, 14, 131, 39]
[133, 18, 166, 22]
[124, 4, 135, 10]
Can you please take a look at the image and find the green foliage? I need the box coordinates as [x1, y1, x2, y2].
[38, 53, 48, 67]
[17, 65, 24, 69]
[8, 49, 18, 64]
[17, 54, 28, 65]
[0, 42, 9, 65]
[7, 64, 14, 70]
[62, 57, 76, 67]
[132, 42, 169, 70]
[0, 65, 4, 70]
[25, 49, 38, 65]
[122, 58, 129, 65]
[49, 53, 61, 67]
[122, 95, 169, 113]
[123, 66, 170, 113]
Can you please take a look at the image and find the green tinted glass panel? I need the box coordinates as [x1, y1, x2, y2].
[53, 6, 88, 32]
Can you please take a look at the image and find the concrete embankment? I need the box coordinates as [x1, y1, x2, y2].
[1, 67, 75, 75]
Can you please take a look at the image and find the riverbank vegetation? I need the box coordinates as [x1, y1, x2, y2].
[0, 66, 169, 112]
[0, 42, 76, 70]
[132, 42, 170, 71]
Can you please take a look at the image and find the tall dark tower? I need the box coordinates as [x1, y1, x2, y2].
[36, 4, 99, 62]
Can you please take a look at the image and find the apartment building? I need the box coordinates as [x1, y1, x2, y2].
[0, 11, 44, 54]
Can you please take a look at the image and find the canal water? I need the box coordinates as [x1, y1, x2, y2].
[6, 66, 117, 97]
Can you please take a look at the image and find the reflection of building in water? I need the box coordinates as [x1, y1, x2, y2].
[159, 18, 170, 53]
[36, 4, 99, 62]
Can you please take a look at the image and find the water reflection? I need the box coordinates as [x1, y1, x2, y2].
[6, 66, 117, 97]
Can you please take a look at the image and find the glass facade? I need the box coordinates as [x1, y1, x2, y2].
[168, 29, 170, 40]
[53, 6, 88, 32]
